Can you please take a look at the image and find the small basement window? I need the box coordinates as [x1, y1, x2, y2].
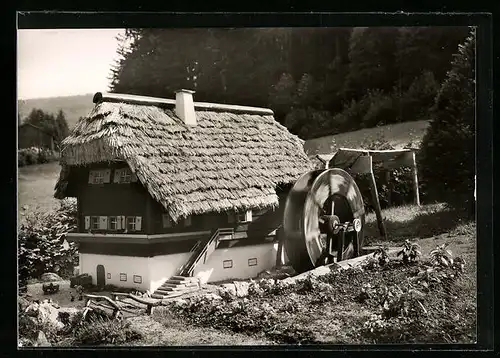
[90, 216, 100, 230]
[133, 275, 142, 284]
[120, 273, 127, 282]
[223, 260, 233, 269]
[248, 258, 258, 267]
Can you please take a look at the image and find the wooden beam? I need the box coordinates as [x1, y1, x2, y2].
[275, 226, 284, 267]
[412, 151, 421, 206]
[366, 156, 387, 240]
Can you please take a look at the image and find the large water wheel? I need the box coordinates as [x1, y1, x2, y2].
[282, 168, 365, 274]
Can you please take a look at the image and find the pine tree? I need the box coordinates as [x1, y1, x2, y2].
[418, 28, 475, 214]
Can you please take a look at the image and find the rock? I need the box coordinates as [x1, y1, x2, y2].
[203, 293, 222, 301]
[172, 299, 188, 308]
[218, 283, 237, 297]
[28, 302, 65, 330]
[58, 307, 81, 326]
[233, 281, 250, 298]
[40, 273, 62, 282]
[35, 331, 51, 347]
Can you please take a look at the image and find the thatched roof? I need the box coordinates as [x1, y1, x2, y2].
[55, 92, 313, 222]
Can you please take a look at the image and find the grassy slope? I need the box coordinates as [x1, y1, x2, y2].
[18, 162, 61, 223]
[303, 120, 430, 155]
[18, 94, 94, 129]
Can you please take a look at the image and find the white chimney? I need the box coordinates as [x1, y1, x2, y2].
[175, 89, 196, 126]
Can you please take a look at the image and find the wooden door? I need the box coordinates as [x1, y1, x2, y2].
[96, 265, 106, 288]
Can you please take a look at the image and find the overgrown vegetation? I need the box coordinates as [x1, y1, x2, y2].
[18, 199, 78, 288]
[18, 297, 142, 347]
[156, 241, 475, 344]
[72, 317, 142, 346]
[18, 147, 59, 167]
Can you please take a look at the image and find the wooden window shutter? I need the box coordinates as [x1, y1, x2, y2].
[245, 210, 253, 222]
[131, 171, 138, 182]
[113, 169, 121, 183]
[84, 216, 90, 230]
[135, 216, 142, 231]
[227, 212, 235, 224]
[116, 216, 122, 230]
[103, 169, 111, 183]
[99, 216, 108, 230]
[88, 171, 95, 184]
[121, 216, 126, 231]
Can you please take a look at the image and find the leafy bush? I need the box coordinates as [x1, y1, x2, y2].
[418, 30, 475, 216]
[73, 316, 142, 345]
[397, 240, 422, 263]
[18, 199, 78, 287]
[18, 147, 59, 167]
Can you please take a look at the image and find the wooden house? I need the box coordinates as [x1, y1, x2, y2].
[55, 90, 313, 294]
[18, 122, 56, 150]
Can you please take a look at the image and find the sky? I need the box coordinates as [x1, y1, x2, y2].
[17, 29, 125, 100]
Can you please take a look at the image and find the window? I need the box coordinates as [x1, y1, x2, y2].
[184, 216, 192, 227]
[108, 216, 118, 230]
[223, 260, 233, 269]
[127, 217, 136, 231]
[120, 169, 132, 183]
[90, 216, 100, 230]
[114, 168, 137, 184]
[107, 273, 111, 279]
[120, 273, 127, 282]
[89, 169, 111, 184]
[236, 210, 252, 223]
[126, 216, 142, 231]
[133, 275, 142, 284]
[248, 258, 258, 267]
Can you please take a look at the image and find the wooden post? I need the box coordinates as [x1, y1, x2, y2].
[275, 226, 284, 267]
[367, 156, 387, 240]
[411, 151, 421, 206]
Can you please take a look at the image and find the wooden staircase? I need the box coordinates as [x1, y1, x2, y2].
[151, 228, 234, 299]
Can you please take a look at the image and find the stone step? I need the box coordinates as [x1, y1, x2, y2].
[151, 293, 165, 299]
[154, 289, 171, 295]
[162, 282, 181, 288]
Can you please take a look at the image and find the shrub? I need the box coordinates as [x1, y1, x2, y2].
[73, 317, 142, 345]
[418, 30, 475, 216]
[18, 147, 59, 167]
[18, 198, 78, 287]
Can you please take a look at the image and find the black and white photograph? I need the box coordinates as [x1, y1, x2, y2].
[17, 13, 487, 348]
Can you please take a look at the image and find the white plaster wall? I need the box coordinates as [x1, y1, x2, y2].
[148, 253, 191, 292]
[79, 253, 150, 291]
[193, 243, 278, 284]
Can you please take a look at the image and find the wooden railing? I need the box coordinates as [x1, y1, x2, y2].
[178, 228, 234, 277]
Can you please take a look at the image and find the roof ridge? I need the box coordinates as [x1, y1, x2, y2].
[93, 92, 274, 116]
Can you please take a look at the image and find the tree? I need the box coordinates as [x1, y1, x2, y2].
[418, 28, 475, 215]
[54, 110, 70, 146]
